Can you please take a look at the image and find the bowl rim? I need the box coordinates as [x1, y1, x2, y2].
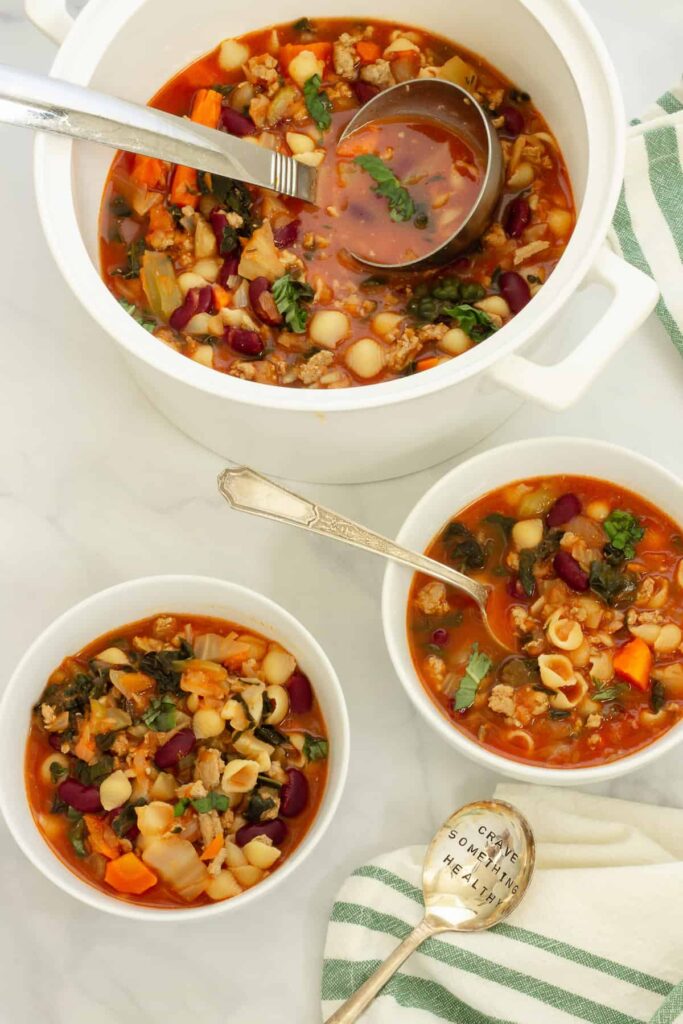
[381, 436, 683, 784]
[0, 574, 350, 920]
[33, 0, 624, 413]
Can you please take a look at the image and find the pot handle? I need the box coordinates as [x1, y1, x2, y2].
[488, 246, 659, 410]
[25, 0, 74, 45]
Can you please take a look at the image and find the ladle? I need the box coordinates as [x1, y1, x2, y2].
[0, 66, 502, 270]
[325, 799, 535, 1023]
[217, 466, 512, 652]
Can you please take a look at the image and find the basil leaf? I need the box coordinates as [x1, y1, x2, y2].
[272, 273, 314, 333]
[303, 735, 329, 761]
[141, 696, 177, 732]
[303, 73, 332, 133]
[354, 153, 416, 223]
[191, 791, 229, 814]
[453, 643, 493, 711]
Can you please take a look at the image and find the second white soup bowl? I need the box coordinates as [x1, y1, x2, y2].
[382, 437, 683, 784]
[0, 575, 349, 920]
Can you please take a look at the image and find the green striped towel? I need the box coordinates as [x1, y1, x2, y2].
[321, 785, 683, 1024]
[611, 80, 683, 353]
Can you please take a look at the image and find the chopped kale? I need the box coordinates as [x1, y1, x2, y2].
[442, 521, 487, 572]
[244, 790, 277, 823]
[111, 237, 146, 279]
[589, 561, 638, 607]
[254, 725, 288, 746]
[303, 735, 329, 761]
[112, 798, 148, 837]
[75, 754, 113, 787]
[138, 639, 193, 695]
[484, 512, 517, 537]
[141, 695, 177, 732]
[650, 680, 666, 713]
[68, 816, 87, 858]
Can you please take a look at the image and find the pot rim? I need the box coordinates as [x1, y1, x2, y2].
[0, 574, 350, 919]
[34, 0, 625, 413]
[381, 437, 683, 785]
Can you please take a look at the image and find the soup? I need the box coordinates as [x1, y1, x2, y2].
[99, 17, 574, 387]
[407, 476, 683, 768]
[26, 614, 328, 907]
[335, 115, 484, 265]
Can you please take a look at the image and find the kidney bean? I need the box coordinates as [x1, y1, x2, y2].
[219, 105, 257, 137]
[218, 255, 240, 288]
[452, 256, 470, 272]
[48, 733, 64, 751]
[224, 327, 265, 357]
[507, 575, 529, 600]
[249, 277, 283, 326]
[500, 104, 525, 137]
[280, 769, 309, 818]
[287, 671, 313, 714]
[498, 271, 531, 313]
[547, 493, 582, 528]
[504, 197, 530, 239]
[169, 285, 214, 330]
[553, 550, 589, 592]
[273, 219, 300, 249]
[236, 818, 288, 847]
[351, 80, 380, 105]
[154, 728, 196, 769]
[58, 778, 102, 813]
[210, 209, 238, 255]
[431, 628, 449, 647]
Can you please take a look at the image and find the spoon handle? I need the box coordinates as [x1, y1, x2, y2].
[0, 64, 316, 202]
[324, 917, 435, 1023]
[217, 466, 488, 607]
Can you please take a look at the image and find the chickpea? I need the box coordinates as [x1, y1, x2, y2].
[192, 708, 225, 739]
[345, 338, 385, 379]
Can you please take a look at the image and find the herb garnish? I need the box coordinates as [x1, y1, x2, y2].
[603, 510, 645, 561]
[191, 791, 230, 814]
[272, 273, 314, 333]
[440, 303, 497, 342]
[591, 680, 627, 703]
[112, 238, 146, 279]
[354, 153, 416, 223]
[453, 644, 493, 711]
[303, 735, 329, 761]
[651, 680, 666, 713]
[303, 73, 333, 133]
[141, 695, 177, 732]
[589, 561, 638, 607]
[118, 298, 156, 333]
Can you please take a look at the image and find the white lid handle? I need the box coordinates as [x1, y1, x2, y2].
[25, 0, 74, 45]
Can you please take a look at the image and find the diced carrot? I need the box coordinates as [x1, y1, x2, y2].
[416, 357, 441, 372]
[170, 164, 199, 208]
[105, 852, 158, 895]
[169, 88, 223, 209]
[613, 637, 652, 691]
[336, 125, 379, 158]
[131, 155, 169, 190]
[83, 815, 120, 861]
[147, 204, 176, 236]
[213, 284, 231, 310]
[200, 834, 225, 861]
[190, 87, 223, 129]
[279, 42, 332, 72]
[355, 41, 381, 64]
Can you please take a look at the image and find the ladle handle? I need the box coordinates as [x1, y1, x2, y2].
[324, 917, 434, 1023]
[217, 467, 488, 607]
[0, 64, 316, 201]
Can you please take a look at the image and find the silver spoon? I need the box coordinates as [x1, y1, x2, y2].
[325, 799, 535, 1023]
[217, 466, 512, 651]
[340, 78, 504, 271]
[0, 64, 316, 202]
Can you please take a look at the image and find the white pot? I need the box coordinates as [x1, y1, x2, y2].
[382, 437, 683, 785]
[0, 575, 349, 919]
[29, 0, 658, 483]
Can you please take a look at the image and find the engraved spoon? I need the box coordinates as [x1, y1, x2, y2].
[325, 799, 535, 1023]
[217, 466, 512, 651]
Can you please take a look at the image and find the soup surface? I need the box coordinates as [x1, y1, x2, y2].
[99, 17, 574, 387]
[26, 614, 328, 908]
[407, 476, 683, 768]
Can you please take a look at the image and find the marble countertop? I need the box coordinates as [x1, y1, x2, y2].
[1, 1, 682, 1021]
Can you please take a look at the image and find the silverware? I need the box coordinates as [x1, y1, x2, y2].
[339, 78, 504, 270]
[324, 799, 535, 1023]
[0, 64, 317, 202]
[217, 466, 511, 651]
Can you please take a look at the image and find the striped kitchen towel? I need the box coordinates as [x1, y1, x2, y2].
[611, 80, 683, 353]
[321, 785, 683, 1024]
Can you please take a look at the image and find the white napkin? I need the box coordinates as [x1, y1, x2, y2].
[321, 785, 683, 1023]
